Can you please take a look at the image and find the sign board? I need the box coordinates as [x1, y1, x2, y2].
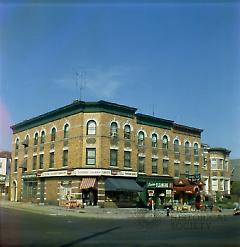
[39, 169, 137, 178]
[147, 182, 170, 188]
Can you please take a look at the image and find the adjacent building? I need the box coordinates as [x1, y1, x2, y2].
[10, 100, 204, 207]
[230, 159, 240, 202]
[201, 145, 231, 201]
[0, 151, 11, 200]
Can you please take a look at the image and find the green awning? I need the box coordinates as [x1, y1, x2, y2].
[105, 178, 143, 192]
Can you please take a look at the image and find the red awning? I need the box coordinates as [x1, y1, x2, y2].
[173, 185, 198, 194]
[80, 178, 97, 189]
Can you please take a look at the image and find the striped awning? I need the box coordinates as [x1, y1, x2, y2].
[80, 177, 97, 189]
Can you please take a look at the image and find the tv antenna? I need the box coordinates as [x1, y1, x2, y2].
[75, 71, 87, 101]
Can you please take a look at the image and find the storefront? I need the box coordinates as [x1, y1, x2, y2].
[173, 178, 201, 208]
[22, 173, 38, 203]
[104, 177, 143, 207]
[137, 175, 173, 209]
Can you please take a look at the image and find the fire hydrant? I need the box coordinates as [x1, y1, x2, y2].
[166, 207, 170, 217]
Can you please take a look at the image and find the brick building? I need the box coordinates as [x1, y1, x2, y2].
[201, 145, 231, 201]
[0, 151, 11, 200]
[10, 100, 203, 207]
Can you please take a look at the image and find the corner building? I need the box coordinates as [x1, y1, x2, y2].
[10, 100, 203, 207]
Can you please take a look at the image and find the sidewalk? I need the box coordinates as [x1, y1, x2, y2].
[0, 200, 234, 219]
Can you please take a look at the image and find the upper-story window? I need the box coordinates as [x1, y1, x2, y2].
[152, 133, 157, 148]
[34, 132, 38, 146]
[64, 123, 69, 139]
[185, 141, 190, 161]
[51, 127, 56, 142]
[174, 139, 180, 159]
[40, 130, 45, 144]
[162, 135, 168, 156]
[174, 139, 179, 153]
[194, 143, 199, 156]
[138, 131, 145, 146]
[124, 124, 131, 139]
[194, 143, 199, 162]
[110, 122, 118, 137]
[87, 120, 96, 135]
[15, 138, 20, 150]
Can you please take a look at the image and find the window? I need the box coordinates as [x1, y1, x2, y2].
[32, 156, 37, 170]
[185, 164, 190, 175]
[152, 159, 158, 174]
[86, 148, 96, 165]
[64, 124, 69, 139]
[152, 134, 157, 148]
[211, 158, 217, 170]
[49, 152, 54, 168]
[39, 154, 44, 169]
[51, 128, 56, 142]
[62, 150, 68, 167]
[15, 138, 19, 150]
[163, 159, 168, 175]
[110, 122, 118, 137]
[194, 143, 199, 162]
[23, 158, 27, 172]
[174, 163, 179, 177]
[224, 160, 228, 171]
[162, 135, 168, 156]
[24, 135, 29, 154]
[217, 159, 223, 170]
[212, 179, 218, 191]
[138, 131, 144, 146]
[87, 120, 96, 135]
[34, 133, 38, 146]
[138, 157, 145, 173]
[124, 125, 131, 139]
[194, 164, 199, 174]
[219, 179, 224, 191]
[0, 162, 2, 169]
[110, 149, 118, 166]
[14, 159, 18, 172]
[185, 141, 190, 161]
[174, 139, 180, 159]
[124, 151, 131, 168]
[224, 180, 229, 192]
[40, 131, 45, 144]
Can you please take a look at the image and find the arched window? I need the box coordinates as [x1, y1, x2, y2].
[185, 141, 190, 161]
[124, 124, 131, 139]
[194, 143, 199, 162]
[64, 124, 69, 139]
[87, 120, 96, 135]
[162, 135, 168, 149]
[152, 133, 157, 148]
[51, 127, 56, 142]
[162, 135, 168, 156]
[194, 143, 199, 156]
[110, 122, 118, 137]
[40, 131, 45, 144]
[34, 133, 38, 146]
[138, 131, 144, 146]
[174, 139, 179, 153]
[15, 138, 20, 150]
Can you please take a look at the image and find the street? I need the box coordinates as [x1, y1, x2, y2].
[0, 206, 239, 247]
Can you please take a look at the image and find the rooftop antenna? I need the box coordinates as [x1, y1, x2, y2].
[152, 104, 155, 117]
[75, 72, 79, 101]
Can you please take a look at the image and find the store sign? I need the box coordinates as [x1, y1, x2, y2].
[147, 182, 169, 188]
[22, 174, 37, 179]
[39, 169, 137, 178]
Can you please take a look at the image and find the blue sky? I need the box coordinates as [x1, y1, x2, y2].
[0, 1, 239, 158]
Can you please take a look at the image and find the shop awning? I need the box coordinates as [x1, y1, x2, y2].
[173, 185, 198, 194]
[105, 178, 143, 192]
[80, 177, 97, 189]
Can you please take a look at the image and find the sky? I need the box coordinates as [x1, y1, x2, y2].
[0, 1, 239, 158]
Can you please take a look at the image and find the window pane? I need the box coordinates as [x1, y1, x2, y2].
[62, 150, 68, 166]
[34, 133, 38, 145]
[32, 156, 37, 170]
[152, 159, 158, 174]
[64, 124, 69, 139]
[39, 154, 44, 169]
[86, 148, 96, 165]
[138, 157, 145, 173]
[87, 121, 96, 135]
[124, 151, 131, 167]
[49, 153, 54, 168]
[51, 128, 56, 142]
[124, 125, 131, 139]
[110, 149, 118, 166]
[40, 131, 45, 144]
[163, 159, 168, 174]
[174, 163, 179, 177]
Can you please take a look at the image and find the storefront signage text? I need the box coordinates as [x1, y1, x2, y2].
[147, 182, 169, 188]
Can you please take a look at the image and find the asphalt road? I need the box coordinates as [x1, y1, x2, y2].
[0, 206, 239, 247]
